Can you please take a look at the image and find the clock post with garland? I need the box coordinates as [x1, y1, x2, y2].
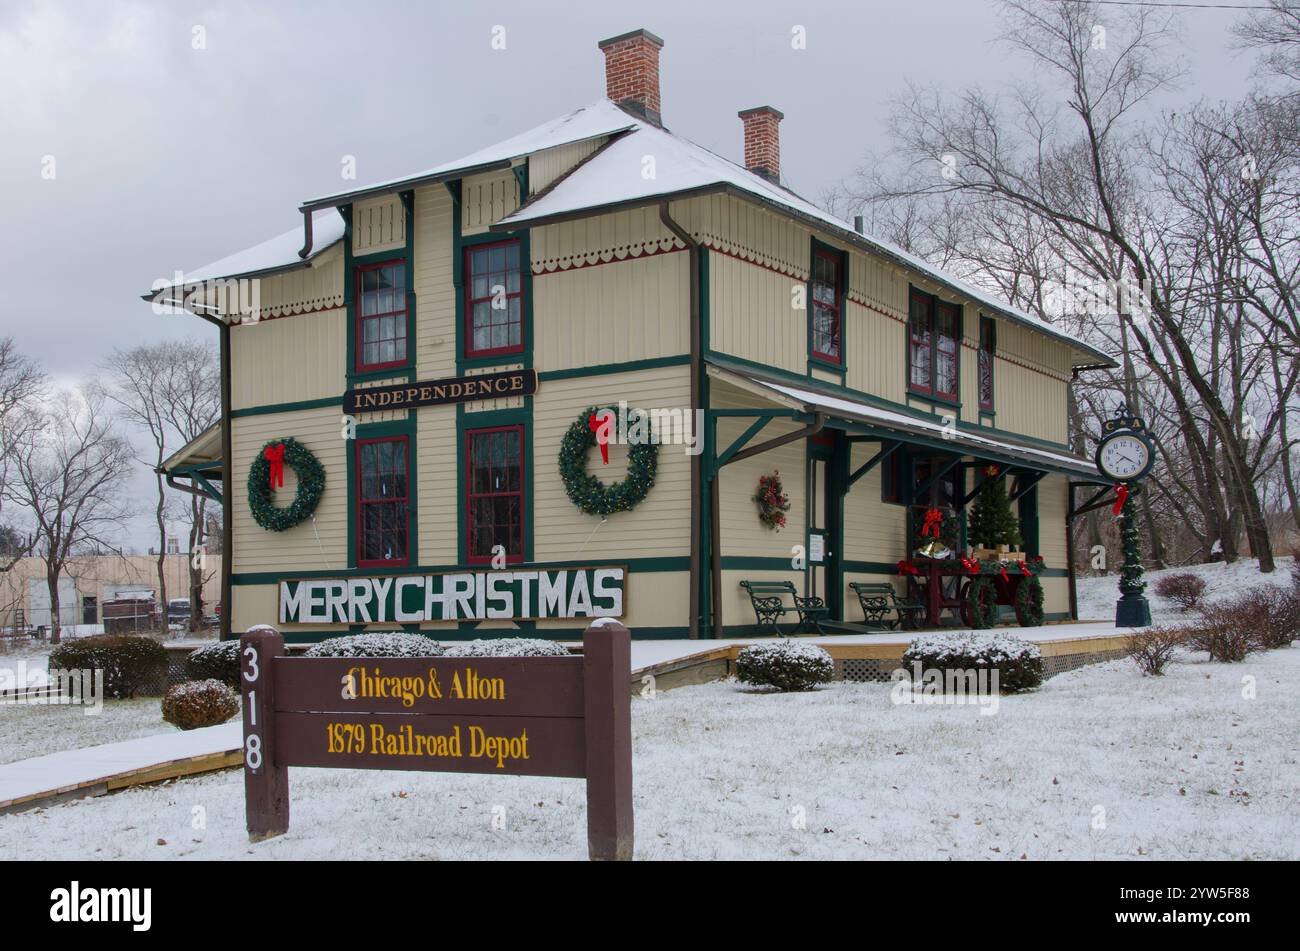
[1094, 404, 1157, 627]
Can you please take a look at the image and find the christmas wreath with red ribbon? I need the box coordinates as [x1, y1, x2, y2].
[754, 471, 791, 531]
[247, 437, 326, 532]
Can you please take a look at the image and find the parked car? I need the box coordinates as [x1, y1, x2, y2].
[167, 599, 191, 623]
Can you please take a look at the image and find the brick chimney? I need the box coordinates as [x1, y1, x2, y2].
[738, 106, 783, 183]
[599, 29, 664, 126]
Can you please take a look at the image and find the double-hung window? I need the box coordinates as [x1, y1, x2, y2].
[357, 261, 407, 371]
[466, 240, 523, 358]
[356, 436, 410, 567]
[978, 315, 995, 412]
[466, 425, 524, 563]
[810, 246, 843, 365]
[908, 290, 960, 402]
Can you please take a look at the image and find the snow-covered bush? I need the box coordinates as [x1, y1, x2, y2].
[162, 679, 240, 730]
[184, 640, 240, 686]
[902, 632, 1043, 693]
[304, 632, 443, 658]
[441, 637, 571, 658]
[1126, 626, 1188, 676]
[1154, 573, 1207, 612]
[49, 634, 168, 699]
[735, 641, 834, 692]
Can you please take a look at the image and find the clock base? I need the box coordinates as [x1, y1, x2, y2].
[1115, 593, 1152, 628]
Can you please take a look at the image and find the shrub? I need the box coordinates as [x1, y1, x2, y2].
[735, 641, 834, 692]
[184, 640, 241, 686]
[162, 679, 240, 730]
[1126, 626, 1188, 676]
[48, 634, 168, 699]
[1183, 590, 1276, 662]
[441, 638, 571, 658]
[902, 631, 1044, 693]
[304, 632, 443, 658]
[1153, 572, 1208, 612]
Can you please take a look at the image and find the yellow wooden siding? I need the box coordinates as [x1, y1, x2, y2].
[230, 308, 345, 410]
[536, 571, 688, 634]
[1037, 473, 1070, 569]
[708, 250, 804, 375]
[352, 194, 406, 256]
[530, 205, 679, 272]
[534, 252, 688, 371]
[411, 185, 457, 379]
[842, 442, 909, 564]
[461, 169, 520, 236]
[529, 138, 607, 195]
[230, 406, 347, 575]
[532, 365, 693, 562]
[415, 404, 457, 564]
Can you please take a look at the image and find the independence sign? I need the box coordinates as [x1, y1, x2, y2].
[344, 368, 537, 414]
[279, 566, 625, 625]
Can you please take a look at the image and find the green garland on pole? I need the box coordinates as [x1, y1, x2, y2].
[558, 406, 658, 517]
[247, 437, 326, 532]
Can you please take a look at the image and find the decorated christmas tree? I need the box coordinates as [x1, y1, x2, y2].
[967, 466, 1022, 548]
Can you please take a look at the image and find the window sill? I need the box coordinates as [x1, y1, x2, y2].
[808, 356, 845, 375]
[908, 390, 962, 412]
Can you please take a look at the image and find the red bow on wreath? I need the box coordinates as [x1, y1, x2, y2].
[1112, 483, 1128, 516]
[588, 412, 612, 465]
[920, 507, 944, 539]
[263, 443, 286, 490]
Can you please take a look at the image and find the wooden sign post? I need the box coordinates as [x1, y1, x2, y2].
[239, 620, 633, 860]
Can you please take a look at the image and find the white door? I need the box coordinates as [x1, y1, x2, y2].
[29, 577, 77, 628]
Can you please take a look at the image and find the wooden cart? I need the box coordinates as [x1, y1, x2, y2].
[901, 558, 1045, 628]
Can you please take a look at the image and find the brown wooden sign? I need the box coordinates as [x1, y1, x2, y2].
[239, 622, 633, 860]
[343, 368, 537, 415]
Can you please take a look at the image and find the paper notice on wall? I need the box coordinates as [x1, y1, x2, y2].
[808, 533, 825, 564]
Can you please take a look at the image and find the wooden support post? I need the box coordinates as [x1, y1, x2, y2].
[241, 625, 289, 842]
[582, 620, 633, 861]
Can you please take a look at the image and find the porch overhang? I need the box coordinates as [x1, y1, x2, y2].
[705, 362, 1100, 479]
[159, 422, 224, 503]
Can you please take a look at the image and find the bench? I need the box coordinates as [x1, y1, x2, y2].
[849, 582, 925, 631]
[739, 580, 830, 637]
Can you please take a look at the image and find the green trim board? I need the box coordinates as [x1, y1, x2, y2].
[230, 396, 343, 419]
[232, 556, 690, 586]
[537, 354, 690, 381]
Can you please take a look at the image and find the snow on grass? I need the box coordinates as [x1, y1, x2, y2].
[1076, 555, 1295, 623]
[1, 645, 1295, 860]
[0, 697, 169, 766]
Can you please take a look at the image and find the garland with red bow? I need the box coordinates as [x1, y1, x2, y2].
[247, 437, 326, 532]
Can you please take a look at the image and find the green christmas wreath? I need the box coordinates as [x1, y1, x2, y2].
[559, 406, 658, 517]
[247, 437, 326, 532]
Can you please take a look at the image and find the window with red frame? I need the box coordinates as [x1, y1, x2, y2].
[978, 315, 995, 411]
[810, 247, 843, 364]
[908, 291, 960, 402]
[356, 437, 409, 567]
[357, 261, 407, 371]
[466, 426, 523, 563]
[466, 240, 522, 357]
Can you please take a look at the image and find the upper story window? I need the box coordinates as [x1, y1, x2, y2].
[978, 315, 996, 412]
[466, 425, 524, 564]
[466, 240, 523, 357]
[356, 436, 410, 567]
[810, 246, 843, 365]
[357, 261, 407, 371]
[908, 290, 960, 403]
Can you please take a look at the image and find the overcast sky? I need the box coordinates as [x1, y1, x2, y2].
[0, 0, 1260, 552]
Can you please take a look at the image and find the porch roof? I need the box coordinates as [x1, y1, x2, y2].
[707, 363, 1100, 479]
[160, 422, 223, 477]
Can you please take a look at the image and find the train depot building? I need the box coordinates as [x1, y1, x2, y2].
[153, 28, 1114, 643]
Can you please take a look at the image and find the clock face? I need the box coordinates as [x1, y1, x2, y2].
[1099, 434, 1150, 480]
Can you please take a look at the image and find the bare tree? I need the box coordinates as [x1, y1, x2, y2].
[102, 340, 220, 632]
[0, 338, 45, 572]
[1233, 0, 1300, 85]
[1, 389, 132, 642]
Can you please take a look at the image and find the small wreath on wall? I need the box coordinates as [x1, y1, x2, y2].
[754, 471, 791, 531]
[247, 437, 326, 532]
[559, 406, 658, 516]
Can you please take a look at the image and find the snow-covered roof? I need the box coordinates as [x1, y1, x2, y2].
[708, 362, 1100, 478]
[147, 211, 345, 303]
[299, 100, 638, 209]
[497, 115, 1114, 367]
[161, 422, 222, 474]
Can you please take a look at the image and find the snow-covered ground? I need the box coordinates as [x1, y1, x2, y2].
[0, 697, 170, 766]
[1076, 556, 1295, 623]
[1, 643, 1295, 860]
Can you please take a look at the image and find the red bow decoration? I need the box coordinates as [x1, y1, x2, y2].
[896, 560, 919, 577]
[263, 443, 286, 490]
[998, 562, 1010, 582]
[588, 412, 612, 465]
[1113, 483, 1129, 516]
[921, 507, 944, 539]
[960, 557, 980, 575]
[1019, 561, 1032, 576]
